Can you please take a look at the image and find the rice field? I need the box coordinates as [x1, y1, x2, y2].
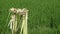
[0, 0, 60, 34]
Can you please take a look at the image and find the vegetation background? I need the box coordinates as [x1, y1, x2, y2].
[0, 0, 60, 34]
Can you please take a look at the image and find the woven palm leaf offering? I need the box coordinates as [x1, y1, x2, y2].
[8, 8, 29, 34]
